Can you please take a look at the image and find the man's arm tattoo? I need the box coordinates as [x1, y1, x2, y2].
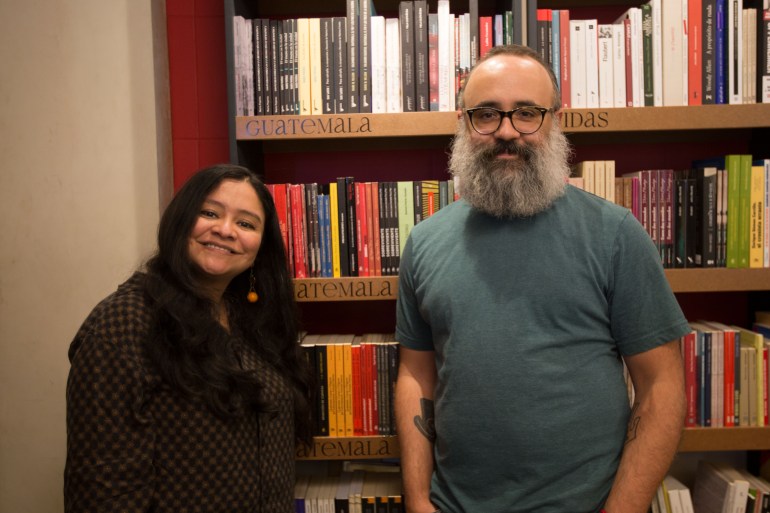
[413, 398, 436, 442]
[625, 402, 640, 445]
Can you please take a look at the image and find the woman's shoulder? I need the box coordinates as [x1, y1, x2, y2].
[69, 272, 153, 360]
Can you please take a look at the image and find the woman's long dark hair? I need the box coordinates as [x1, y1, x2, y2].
[142, 164, 314, 442]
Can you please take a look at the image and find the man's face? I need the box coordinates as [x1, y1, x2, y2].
[450, 54, 571, 218]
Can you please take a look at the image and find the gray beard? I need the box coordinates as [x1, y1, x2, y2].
[448, 122, 573, 218]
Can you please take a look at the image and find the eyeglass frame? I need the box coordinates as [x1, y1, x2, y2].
[463, 106, 553, 135]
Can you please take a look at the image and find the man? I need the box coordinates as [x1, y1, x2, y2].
[394, 45, 688, 513]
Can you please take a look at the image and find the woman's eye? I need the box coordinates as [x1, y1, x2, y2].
[200, 210, 217, 218]
[238, 221, 256, 230]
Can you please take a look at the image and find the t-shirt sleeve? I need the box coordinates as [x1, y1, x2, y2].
[609, 211, 691, 356]
[65, 327, 155, 513]
[395, 236, 434, 351]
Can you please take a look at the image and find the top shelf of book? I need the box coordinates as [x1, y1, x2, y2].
[236, 104, 770, 141]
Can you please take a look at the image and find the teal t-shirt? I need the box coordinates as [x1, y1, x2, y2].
[396, 186, 690, 513]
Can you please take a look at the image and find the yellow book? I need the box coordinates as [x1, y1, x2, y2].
[749, 165, 765, 268]
[297, 18, 311, 115]
[734, 326, 765, 427]
[335, 334, 355, 437]
[572, 160, 596, 195]
[594, 160, 606, 200]
[329, 182, 341, 277]
[605, 160, 616, 203]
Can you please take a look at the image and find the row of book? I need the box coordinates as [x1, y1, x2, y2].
[654, 461, 770, 513]
[267, 179, 456, 279]
[301, 333, 399, 437]
[292, 461, 770, 513]
[295, 464, 402, 513]
[230, 0, 770, 117]
[680, 316, 770, 428]
[569, 156, 770, 269]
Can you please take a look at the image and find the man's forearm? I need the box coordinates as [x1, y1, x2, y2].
[604, 344, 686, 513]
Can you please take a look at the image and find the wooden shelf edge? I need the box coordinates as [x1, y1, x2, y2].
[295, 428, 770, 459]
[294, 276, 398, 302]
[666, 268, 770, 292]
[297, 436, 400, 460]
[236, 104, 770, 140]
[290, 270, 770, 302]
[679, 427, 770, 452]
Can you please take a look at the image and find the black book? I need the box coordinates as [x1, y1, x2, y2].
[334, 16, 349, 113]
[336, 177, 351, 276]
[693, 167, 718, 267]
[673, 171, 689, 268]
[360, 0, 373, 112]
[280, 20, 290, 115]
[413, 1, 429, 111]
[321, 17, 335, 114]
[399, 1, 416, 112]
[469, 0, 479, 66]
[269, 20, 281, 115]
[252, 19, 266, 116]
[288, 19, 299, 115]
[347, 0, 360, 112]
[345, 177, 358, 276]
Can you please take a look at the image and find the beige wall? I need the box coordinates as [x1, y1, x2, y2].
[0, 1, 171, 511]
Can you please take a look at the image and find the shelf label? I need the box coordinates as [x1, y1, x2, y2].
[297, 438, 397, 459]
[560, 110, 610, 130]
[243, 116, 373, 137]
[295, 279, 395, 300]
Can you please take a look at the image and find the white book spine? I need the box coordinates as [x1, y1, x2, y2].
[612, 23, 627, 108]
[681, 0, 689, 105]
[661, 1, 685, 106]
[632, 8, 645, 106]
[598, 25, 614, 108]
[371, 16, 387, 113]
[728, 0, 744, 104]
[449, 13, 456, 110]
[585, 20, 600, 108]
[651, 0, 664, 106]
[386, 18, 402, 113]
[494, 15, 503, 46]
[569, 19, 587, 108]
[437, 0, 451, 111]
[297, 18, 312, 115]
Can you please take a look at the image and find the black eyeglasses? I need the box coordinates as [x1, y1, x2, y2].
[464, 106, 552, 135]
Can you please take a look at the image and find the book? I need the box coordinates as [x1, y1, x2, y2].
[692, 460, 751, 513]
[309, 18, 323, 115]
[735, 326, 766, 426]
[370, 16, 386, 113]
[750, 165, 766, 268]
[689, 0, 703, 105]
[399, 1, 416, 112]
[703, 0, 717, 103]
[585, 20, 600, 108]
[727, 0, 744, 104]
[334, 16, 349, 114]
[759, 8, 770, 103]
[662, 0, 687, 105]
[347, 0, 360, 112]
[569, 19, 587, 108]
[414, 1, 429, 111]
[360, 0, 373, 113]
[598, 24, 615, 108]
[385, 17, 402, 113]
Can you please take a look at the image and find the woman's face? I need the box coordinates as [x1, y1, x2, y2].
[187, 179, 266, 296]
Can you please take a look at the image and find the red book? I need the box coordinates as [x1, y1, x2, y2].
[682, 330, 698, 427]
[288, 184, 307, 278]
[361, 342, 373, 435]
[559, 10, 571, 108]
[351, 338, 364, 436]
[269, 183, 290, 265]
[688, 0, 703, 105]
[365, 182, 377, 276]
[368, 182, 382, 276]
[355, 182, 369, 276]
[480, 16, 493, 58]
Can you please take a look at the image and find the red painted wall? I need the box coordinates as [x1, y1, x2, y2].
[166, 0, 230, 191]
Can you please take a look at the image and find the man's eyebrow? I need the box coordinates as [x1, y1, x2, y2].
[469, 100, 540, 109]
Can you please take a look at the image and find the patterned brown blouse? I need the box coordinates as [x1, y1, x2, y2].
[65, 273, 296, 513]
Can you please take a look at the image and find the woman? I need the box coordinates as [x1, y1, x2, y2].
[65, 164, 314, 512]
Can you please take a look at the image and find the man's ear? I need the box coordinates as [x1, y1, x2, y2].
[553, 108, 563, 126]
[456, 109, 463, 120]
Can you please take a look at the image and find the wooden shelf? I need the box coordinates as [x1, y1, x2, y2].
[679, 427, 770, 452]
[294, 276, 398, 302]
[293, 269, 770, 301]
[295, 428, 769, 459]
[237, 104, 770, 141]
[297, 436, 400, 460]
[665, 268, 770, 293]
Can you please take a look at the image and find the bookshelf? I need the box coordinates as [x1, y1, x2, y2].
[224, 0, 770, 460]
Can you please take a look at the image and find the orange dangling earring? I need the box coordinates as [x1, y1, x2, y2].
[247, 268, 258, 303]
